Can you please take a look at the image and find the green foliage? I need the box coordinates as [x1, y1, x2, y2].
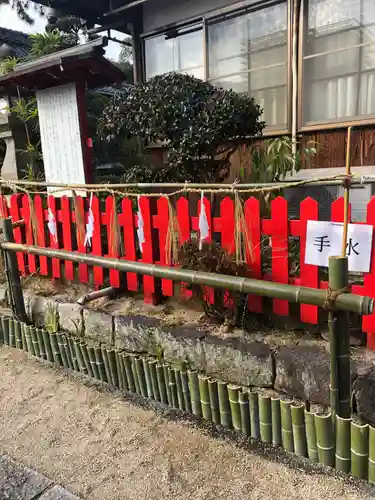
[100, 72, 264, 182]
[27, 30, 76, 58]
[0, 56, 18, 75]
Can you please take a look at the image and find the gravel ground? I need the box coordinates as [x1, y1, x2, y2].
[0, 346, 373, 500]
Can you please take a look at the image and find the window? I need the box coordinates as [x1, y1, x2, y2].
[303, 0, 375, 125]
[207, 2, 289, 130]
[145, 28, 204, 80]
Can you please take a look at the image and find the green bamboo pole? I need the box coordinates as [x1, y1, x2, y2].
[80, 341, 93, 377]
[2, 317, 9, 345]
[314, 413, 335, 467]
[304, 409, 318, 462]
[101, 346, 112, 385]
[239, 390, 250, 436]
[228, 385, 241, 432]
[175, 368, 184, 411]
[107, 349, 119, 388]
[369, 426, 375, 484]
[335, 415, 351, 473]
[249, 391, 260, 440]
[6, 240, 373, 316]
[328, 256, 351, 419]
[87, 345, 99, 377]
[218, 381, 231, 428]
[280, 399, 294, 452]
[180, 370, 191, 413]
[37, 328, 46, 359]
[0, 316, 4, 344]
[56, 333, 69, 369]
[50, 332, 62, 366]
[14, 320, 22, 350]
[148, 359, 160, 401]
[42, 329, 53, 362]
[271, 397, 282, 447]
[198, 374, 212, 421]
[188, 370, 202, 417]
[135, 357, 147, 397]
[168, 367, 178, 408]
[291, 404, 307, 457]
[351, 422, 369, 479]
[208, 378, 220, 425]
[163, 365, 172, 405]
[62, 335, 74, 370]
[25, 325, 34, 355]
[143, 358, 153, 398]
[95, 346, 107, 382]
[74, 339, 87, 374]
[21, 322, 27, 350]
[259, 395, 272, 444]
[123, 353, 135, 393]
[30, 326, 40, 357]
[115, 351, 124, 390]
[8, 318, 15, 347]
[156, 363, 168, 404]
[131, 355, 141, 394]
[119, 352, 129, 391]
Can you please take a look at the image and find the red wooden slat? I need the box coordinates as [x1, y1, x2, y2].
[155, 197, 173, 296]
[138, 196, 155, 301]
[59, 196, 74, 281]
[105, 196, 120, 288]
[20, 195, 37, 274]
[121, 198, 138, 291]
[91, 195, 103, 287]
[73, 196, 88, 283]
[331, 196, 351, 223]
[9, 194, 25, 274]
[47, 196, 61, 278]
[34, 195, 48, 276]
[296, 197, 319, 324]
[270, 197, 289, 316]
[245, 197, 262, 313]
[177, 196, 192, 298]
[363, 197, 375, 348]
[220, 197, 235, 254]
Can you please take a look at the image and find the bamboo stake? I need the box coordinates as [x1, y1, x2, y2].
[108, 349, 119, 388]
[64, 336, 73, 369]
[304, 409, 318, 462]
[50, 332, 62, 366]
[0, 316, 3, 344]
[259, 395, 272, 444]
[119, 352, 129, 391]
[168, 367, 178, 408]
[14, 320, 22, 350]
[2, 317, 9, 345]
[156, 363, 168, 404]
[314, 413, 335, 467]
[228, 385, 241, 432]
[369, 426, 375, 484]
[218, 381, 231, 428]
[25, 325, 34, 355]
[198, 374, 212, 421]
[42, 329, 53, 362]
[57, 333, 69, 369]
[74, 339, 87, 374]
[79, 341, 92, 377]
[148, 359, 160, 402]
[143, 358, 154, 398]
[249, 391, 260, 440]
[188, 370, 202, 417]
[291, 404, 307, 457]
[280, 399, 294, 452]
[122, 353, 135, 392]
[8, 317, 15, 347]
[208, 378, 220, 425]
[163, 364, 172, 405]
[239, 390, 250, 436]
[30, 326, 40, 357]
[135, 357, 148, 397]
[329, 256, 351, 419]
[180, 370, 191, 413]
[271, 397, 282, 447]
[116, 351, 124, 390]
[21, 322, 27, 351]
[341, 126, 352, 257]
[101, 346, 112, 384]
[87, 345, 99, 378]
[335, 415, 351, 473]
[175, 368, 185, 411]
[351, 422, 369, 479]
[131, 355, 141, 394]
[95, 346, 107, 382]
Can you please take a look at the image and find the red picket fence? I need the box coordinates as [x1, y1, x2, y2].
[3, 193, 375, 348]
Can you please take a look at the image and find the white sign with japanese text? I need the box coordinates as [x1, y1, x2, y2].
[305, 220, 373, 273]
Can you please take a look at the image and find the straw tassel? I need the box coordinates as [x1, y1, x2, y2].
[234, 191, 253, 264]
[165, 197, 180, 265]
[27, 194, 39, 246]
[110, 194, 123, 257]
[72, 190, 85, 247]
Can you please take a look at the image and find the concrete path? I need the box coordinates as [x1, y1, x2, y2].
[0, 345, 373, 500]
[0, 453, 81, 500]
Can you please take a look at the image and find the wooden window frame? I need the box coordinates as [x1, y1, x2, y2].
[297, 0, 375, 132]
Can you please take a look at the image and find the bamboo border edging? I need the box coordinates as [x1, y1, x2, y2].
[6, 315, 375, 487]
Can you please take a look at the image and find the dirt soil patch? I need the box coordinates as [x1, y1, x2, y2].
[0, 346, 373, 500]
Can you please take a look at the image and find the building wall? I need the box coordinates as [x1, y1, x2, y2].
[142, 0, 244, 32]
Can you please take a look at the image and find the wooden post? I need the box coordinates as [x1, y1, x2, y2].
[341, 126, 352, 257]
[1, 218, 28, 322]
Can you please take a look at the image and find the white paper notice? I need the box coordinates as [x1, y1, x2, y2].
[305, 220, 373, 273]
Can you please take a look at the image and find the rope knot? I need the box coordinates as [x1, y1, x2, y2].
[323, 284, 352, 311]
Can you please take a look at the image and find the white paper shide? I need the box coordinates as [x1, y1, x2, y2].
[199, 191, 209, 250]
